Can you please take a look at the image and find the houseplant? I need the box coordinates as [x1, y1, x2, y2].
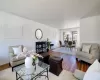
[47, 38, 51, 52]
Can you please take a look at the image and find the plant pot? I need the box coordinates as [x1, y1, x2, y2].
[47, 48, 49, 52]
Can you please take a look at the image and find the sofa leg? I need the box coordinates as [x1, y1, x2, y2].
[78, 59, 81, 61]
[12, 67, 13, 72]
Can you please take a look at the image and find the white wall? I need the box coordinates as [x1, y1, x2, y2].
[0, 11, 59, 65]
[80, 15, 100, 44]
[62, 20, 80, 29]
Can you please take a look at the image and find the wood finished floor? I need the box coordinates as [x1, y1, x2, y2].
[0, 51, 90, 72]
[77, 60, 90, 72]
[49, 51, 90, 72]
[0, 60, 90, 72]
[0, 63, 10, 71]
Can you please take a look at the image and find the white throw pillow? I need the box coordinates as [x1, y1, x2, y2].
[83, 59, 100, 80]
[23, 47, 28, 52]
[82, 45, 91, 53]
[83, 72, 100, 80]
[13, 46, 22, 55]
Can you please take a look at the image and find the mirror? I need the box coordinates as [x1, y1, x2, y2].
[35, 29, 43, 40]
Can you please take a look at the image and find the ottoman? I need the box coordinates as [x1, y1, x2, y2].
[38, 52, 50, 64]
[49, 56, 63, 76]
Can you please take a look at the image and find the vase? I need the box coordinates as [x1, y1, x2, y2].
[25, 57, 33, 68]
[35, 58, 39, 64]
[25, 67, 35, 79]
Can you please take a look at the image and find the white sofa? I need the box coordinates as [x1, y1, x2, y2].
[76, 43, 100, 64]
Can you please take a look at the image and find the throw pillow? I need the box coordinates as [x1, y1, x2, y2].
[23, 47, 28, 52]
[73, 69, 85, 80]
[83, 59, 100, 80]
[82, 45, 91, 53]
[83, 72, 100, 80]
[12, 46, 22, 55]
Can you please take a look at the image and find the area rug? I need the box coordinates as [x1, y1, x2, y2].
[0, 68, 77, 80]
[53, 47, 76, 56]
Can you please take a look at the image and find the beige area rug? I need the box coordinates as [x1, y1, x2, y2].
[53, 47, 76, 56]
[0, 68, 77, 80]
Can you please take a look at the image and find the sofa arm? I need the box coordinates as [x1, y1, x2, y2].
[73, 69, 85, 80]
[9, 53, 16, 57]
[9, 53, 16, 61]
[91, 52, 100, 60]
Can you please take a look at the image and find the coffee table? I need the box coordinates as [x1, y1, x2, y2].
[13, 61, 50, 80]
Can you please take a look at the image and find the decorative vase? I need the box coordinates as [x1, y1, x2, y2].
[25, 57, 33, 68]
[25, 67, 35, 79]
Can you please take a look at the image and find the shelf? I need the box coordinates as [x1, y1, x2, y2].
[36, 41, 47, 54]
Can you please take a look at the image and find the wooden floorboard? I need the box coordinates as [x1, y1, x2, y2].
[0, 54, 90, 72]
[0, 63, 10, 71]
[77, 60, 90, 72]
[49, 51, 90, 72]
[0, 61, 90, 72]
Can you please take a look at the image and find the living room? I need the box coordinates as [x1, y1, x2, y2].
[0, 0, 100, 80]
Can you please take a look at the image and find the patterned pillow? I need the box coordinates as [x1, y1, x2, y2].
[82, 45, 91, 53]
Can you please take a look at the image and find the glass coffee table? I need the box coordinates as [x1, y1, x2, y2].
[13, 61, 50, 80]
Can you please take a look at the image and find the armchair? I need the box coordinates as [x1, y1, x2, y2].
[9, 45, 25, 71]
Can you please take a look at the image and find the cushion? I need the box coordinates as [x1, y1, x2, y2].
[82, 45, 91, 53]
[83, 72, 100, 80]
[23, 47, 28, 52]
[90, 44, 99, 56]
[73, 69, 85, 80]
[59, 70, 78, 80]
[90, 44, 99, 50]
[83, 59, 100, 80]
[11, 55, 25, 62]
[12, 46, 22, 55]
[76, 51, 93, 59]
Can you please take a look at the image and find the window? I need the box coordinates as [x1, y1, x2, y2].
[63, 31, 77, 41]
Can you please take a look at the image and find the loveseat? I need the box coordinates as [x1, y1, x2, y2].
[76, 43, 100, 64]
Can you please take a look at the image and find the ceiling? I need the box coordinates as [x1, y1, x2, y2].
[0, 0, 100, 28]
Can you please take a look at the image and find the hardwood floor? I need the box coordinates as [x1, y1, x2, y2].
[77, 60, 90, 72]
[0, 63, 10, 71]
[62, 55, 90, 72]
[0, 51, 90, 72]
[49, 50, 90, 72]
[0, 60, 90, 72]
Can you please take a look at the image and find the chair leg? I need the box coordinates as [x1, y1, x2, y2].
[9, 63, 13, 72]
[9, 63, 11, 67]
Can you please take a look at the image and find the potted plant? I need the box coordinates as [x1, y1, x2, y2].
[47, 38, 51, 52]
